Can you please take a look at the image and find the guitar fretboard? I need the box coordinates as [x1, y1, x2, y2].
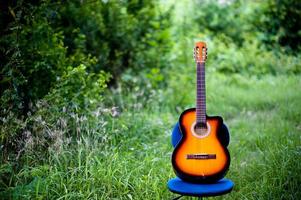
[196, 62, 206, 125]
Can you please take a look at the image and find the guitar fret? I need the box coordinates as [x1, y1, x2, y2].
[196, 62, 206, 123]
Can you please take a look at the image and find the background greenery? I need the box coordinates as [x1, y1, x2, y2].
[0, 0, 300, 199]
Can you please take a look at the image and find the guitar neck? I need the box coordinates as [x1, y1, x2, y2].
[196, 62, 206, 125]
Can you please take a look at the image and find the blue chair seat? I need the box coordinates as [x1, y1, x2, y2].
[167, 177, 234, 197]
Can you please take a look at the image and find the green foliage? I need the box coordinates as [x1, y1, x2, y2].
[176, 0, 300, 76]
[0, 0, 172, 164]
[54, 0, 172, 79]
[0, 0, 172, 114]
[1, 0, 301, 199]
[46, 64, 109, 111]
[208, 38, 301, 75]
[256, 0, 301, 51]
[0, 4, 67, 115]
[193, 0, 301, 51]
[193, 0, 255, 46]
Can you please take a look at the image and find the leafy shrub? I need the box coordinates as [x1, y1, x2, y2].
[0, 0, 172, 114]
[193, 0, 256, 46]
[178, 0, 301, 76]
[53, 0, 173, 80]
[255, 0, 301, 51]
[193, 0, 301, 51]
[208, 37, 301, 75]
[0, 0, 172, 162]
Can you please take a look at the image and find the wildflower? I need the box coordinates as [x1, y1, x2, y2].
[111, 107, 120, 117]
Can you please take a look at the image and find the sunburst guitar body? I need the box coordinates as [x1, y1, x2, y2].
[172, 42, 230, 183]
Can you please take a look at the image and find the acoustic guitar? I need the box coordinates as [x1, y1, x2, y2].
[172, 41, 230, 183]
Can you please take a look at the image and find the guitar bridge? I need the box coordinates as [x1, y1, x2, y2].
[186, 154, 216, 160]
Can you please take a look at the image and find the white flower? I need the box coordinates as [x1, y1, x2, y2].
[111, 107, 120, 117]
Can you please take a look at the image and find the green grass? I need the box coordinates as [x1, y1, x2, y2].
[1, 74, 301, 199]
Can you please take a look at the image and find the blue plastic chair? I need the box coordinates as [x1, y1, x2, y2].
[168, 122, 234, 199]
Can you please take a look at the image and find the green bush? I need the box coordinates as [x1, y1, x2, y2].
[55, 0, 172, 76]
[193, 0, 301, 51]
[255, 0, 301, 51]
[193, 0, 256, 46]
[0, 0, 172, 154]
[208, 37, 301, 75]
[178, 0, 301, 76]
[0, 0, 172, 114]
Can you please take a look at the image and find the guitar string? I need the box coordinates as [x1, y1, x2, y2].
[196, 51, 206, 175]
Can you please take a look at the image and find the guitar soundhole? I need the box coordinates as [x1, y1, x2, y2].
[194, 122, 209, 136]
[196, 122, 207, 129]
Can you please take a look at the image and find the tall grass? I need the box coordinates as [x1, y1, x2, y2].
[1, 73, 300, 199]
[1, 1, 300, 199]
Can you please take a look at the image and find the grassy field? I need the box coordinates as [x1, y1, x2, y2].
[1, 1, 301, 199]
[3, 73, 300, 199]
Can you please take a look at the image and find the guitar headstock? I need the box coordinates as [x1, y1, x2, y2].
[193, 42, 207, 63]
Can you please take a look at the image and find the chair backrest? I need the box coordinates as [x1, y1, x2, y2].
[171, 122, 182, 148]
